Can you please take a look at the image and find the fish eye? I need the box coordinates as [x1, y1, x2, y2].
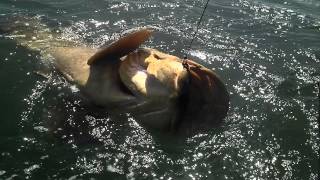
[153, 53, 162, 60]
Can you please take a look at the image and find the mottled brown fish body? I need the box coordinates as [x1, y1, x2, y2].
[7, 22, 229, 134]
[47, 29, 229, 134]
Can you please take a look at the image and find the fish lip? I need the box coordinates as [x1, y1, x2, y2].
[120, 48, 191, 99]
[116, 63, 138, 98]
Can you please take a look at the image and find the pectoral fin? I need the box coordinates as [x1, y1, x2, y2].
[87, 28, 153, 65]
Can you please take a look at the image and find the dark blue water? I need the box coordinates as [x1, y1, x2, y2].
[0, 0, 319, 179]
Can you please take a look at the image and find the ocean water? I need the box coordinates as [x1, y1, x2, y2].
[0, 0, 319, 179]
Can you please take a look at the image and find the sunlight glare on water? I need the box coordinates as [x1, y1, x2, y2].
[0, 0, 319, 179]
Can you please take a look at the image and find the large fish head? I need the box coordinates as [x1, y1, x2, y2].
[119, 48, 189, 100]
[119, 49, 230, 135]
[87, 28, 229, 134]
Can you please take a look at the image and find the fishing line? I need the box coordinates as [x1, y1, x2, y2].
[318, 82, 320, 124]
[184, 0, 211, 60]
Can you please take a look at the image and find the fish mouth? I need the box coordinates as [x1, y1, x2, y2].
[117, 51, 230, 133]
[118, 48, 188, 100]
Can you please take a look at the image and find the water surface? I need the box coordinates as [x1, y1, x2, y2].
[0, 0, 319, 179]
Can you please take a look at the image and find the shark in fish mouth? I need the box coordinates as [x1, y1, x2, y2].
[1, 17, 229, 135]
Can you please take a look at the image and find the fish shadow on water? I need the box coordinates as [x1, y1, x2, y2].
[41, 88, 133, 146]
[40, 81, 224, 153]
